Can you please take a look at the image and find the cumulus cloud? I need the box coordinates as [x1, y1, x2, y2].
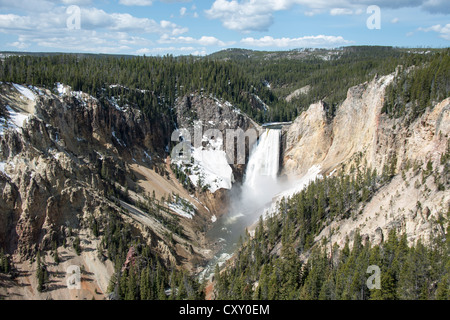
[5, 30, 135, 53]
[0, 0, 55, 13]
[421, 0, 450, 14]
[204, 0, 362, 32]
[205, 0, 283, 32]
[240, 35, 353, 48]
[205, 0, 450, 32]
[0, 8, 188, 35]
[160, 0, 192, 3]
[0, 5, 189, 53]
[119, 0, 153, 5]
[60, 0, 93, 5]
[158, 34, 233, 46]
[330, 8, 354, 16]
[418, 23, 450, 40]
[0, 11, 69, 30]
[6, 41, 29, 49]
[135, 46, 206, 56]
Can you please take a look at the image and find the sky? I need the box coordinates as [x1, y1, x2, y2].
[0, 0, 449, 56]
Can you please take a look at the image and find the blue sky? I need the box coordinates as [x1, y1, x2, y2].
[0, 0, 448, 56]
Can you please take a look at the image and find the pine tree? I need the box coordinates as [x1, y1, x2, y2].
[435, 276, 449, 300]
[177, 274, 186, 300]
[73, 235, 81, 256]
[53, 241, 60, 265]
[380, 269, 398, 300]
[36, 251, 45, 292]
[158, 280, 167, 300]
[267, 268, 278, 300]
[125, 265, 137, 300]
[0, 249, 9, 274]
[140, 267, 150, 300]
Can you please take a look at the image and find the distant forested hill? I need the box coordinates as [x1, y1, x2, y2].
[1, 46, 448, 124]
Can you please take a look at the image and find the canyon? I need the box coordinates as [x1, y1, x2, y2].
[0, 66, 448, 300]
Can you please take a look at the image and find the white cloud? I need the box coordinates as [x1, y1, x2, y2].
[205, 1, 366, 32]
[0, 0, 55, 13]
[0, 11, 70, 30]
[330, 8, 354, 16]
[60, 0, 92, 5]
[119, 0, 153, 6]
[205, 0, 281, 32]
[159, 20, 188, 35]
[0, 6, 189, 53]
[6, 41, 29, 49]
[0, 8, 188, 36]
[205, 0, 450, 32]
[160, 0, 192, 3]
[10, 30, 135, 53]
[180, 7, 187, 16]
[391, 17, 399, 23]
[135, 46, 206, 56]
[158, 34, 233, 46]
[304, 11, 317, 16]
[240, 35, 353, 48]
[418, 23, 450, 40]
[191, 50, 207, 56]
[421, 0, 450, 14]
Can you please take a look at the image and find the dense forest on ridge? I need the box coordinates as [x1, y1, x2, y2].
[1, 47, 448, 124]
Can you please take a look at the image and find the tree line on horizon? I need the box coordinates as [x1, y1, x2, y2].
[1, 47, 447, 124]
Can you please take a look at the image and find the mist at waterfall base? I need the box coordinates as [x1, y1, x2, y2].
[227, 128, 286, 227]
[201, 129, 294, 279]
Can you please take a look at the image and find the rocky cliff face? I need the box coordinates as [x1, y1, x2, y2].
[0, 82, 263, 299]
[0, 83, 244, 298]
[172, 94, 261, 217]
[176, 95, 258, 134]
[1, 70, 447, 298]
[0, 83, 173, 256]
[175, 94, 261, 182]
[282, 101, 332, 178]
[284, 74, 394, 177]
[283, 73, 449, 247]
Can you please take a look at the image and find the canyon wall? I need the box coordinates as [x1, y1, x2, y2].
[283, 73, 449, 247]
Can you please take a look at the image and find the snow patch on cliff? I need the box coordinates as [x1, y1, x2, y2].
[189, 137, 233, 193]
[12, 83, 36, 101]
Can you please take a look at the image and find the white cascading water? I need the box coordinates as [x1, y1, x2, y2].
[242, 128, 281, 197]
[200, 128, 282, 280]
[201, 127, 322, 280]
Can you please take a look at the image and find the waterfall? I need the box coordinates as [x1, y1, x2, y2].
[200, 128, 282, 281]
[201, 127, 320, 281]
[243, 128, 281, 192]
